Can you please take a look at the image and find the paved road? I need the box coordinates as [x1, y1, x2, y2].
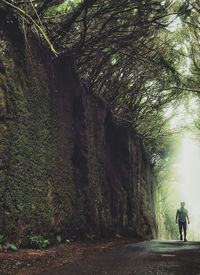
[39, 240, 200, 275]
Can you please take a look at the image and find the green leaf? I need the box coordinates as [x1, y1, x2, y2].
[6, 243, 18, 251]
[56, 235, 62, 243]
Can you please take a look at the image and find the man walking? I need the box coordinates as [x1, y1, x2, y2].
[176, 202, 190, 241]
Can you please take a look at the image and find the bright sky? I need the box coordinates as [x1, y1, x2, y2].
[165, 96, 199, 129]
[167, 16, 182, 32]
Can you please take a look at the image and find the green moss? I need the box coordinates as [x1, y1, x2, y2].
[0, 29, 158, 242]
[0, 33, 83, 242]
[0, 37, 54, 240]
[0, 87, 6, 117]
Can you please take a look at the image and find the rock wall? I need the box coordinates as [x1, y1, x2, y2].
[0, 22, 157, 244]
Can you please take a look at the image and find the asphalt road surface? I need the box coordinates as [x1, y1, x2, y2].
[39, 240, 200, 275]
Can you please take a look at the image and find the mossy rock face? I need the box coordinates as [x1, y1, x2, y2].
[0, 31, 56, 241]
[0, 30, 83, 242]
[0, 88, 6, 117]
[0, 26, 156, 244]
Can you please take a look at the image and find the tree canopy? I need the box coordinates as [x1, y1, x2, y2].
[1, 0, 200, 163]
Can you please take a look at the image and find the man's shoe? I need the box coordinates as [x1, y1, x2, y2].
[180, 235, 183, 240]
[184, 238, 187, 242]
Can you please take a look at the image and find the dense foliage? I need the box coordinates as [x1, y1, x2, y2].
[0, 0, 200, 162]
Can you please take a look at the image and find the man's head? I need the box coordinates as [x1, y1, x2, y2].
[181, 202, 185, 208]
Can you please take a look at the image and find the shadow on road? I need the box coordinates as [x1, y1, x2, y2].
[39, 240, 200, 275]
